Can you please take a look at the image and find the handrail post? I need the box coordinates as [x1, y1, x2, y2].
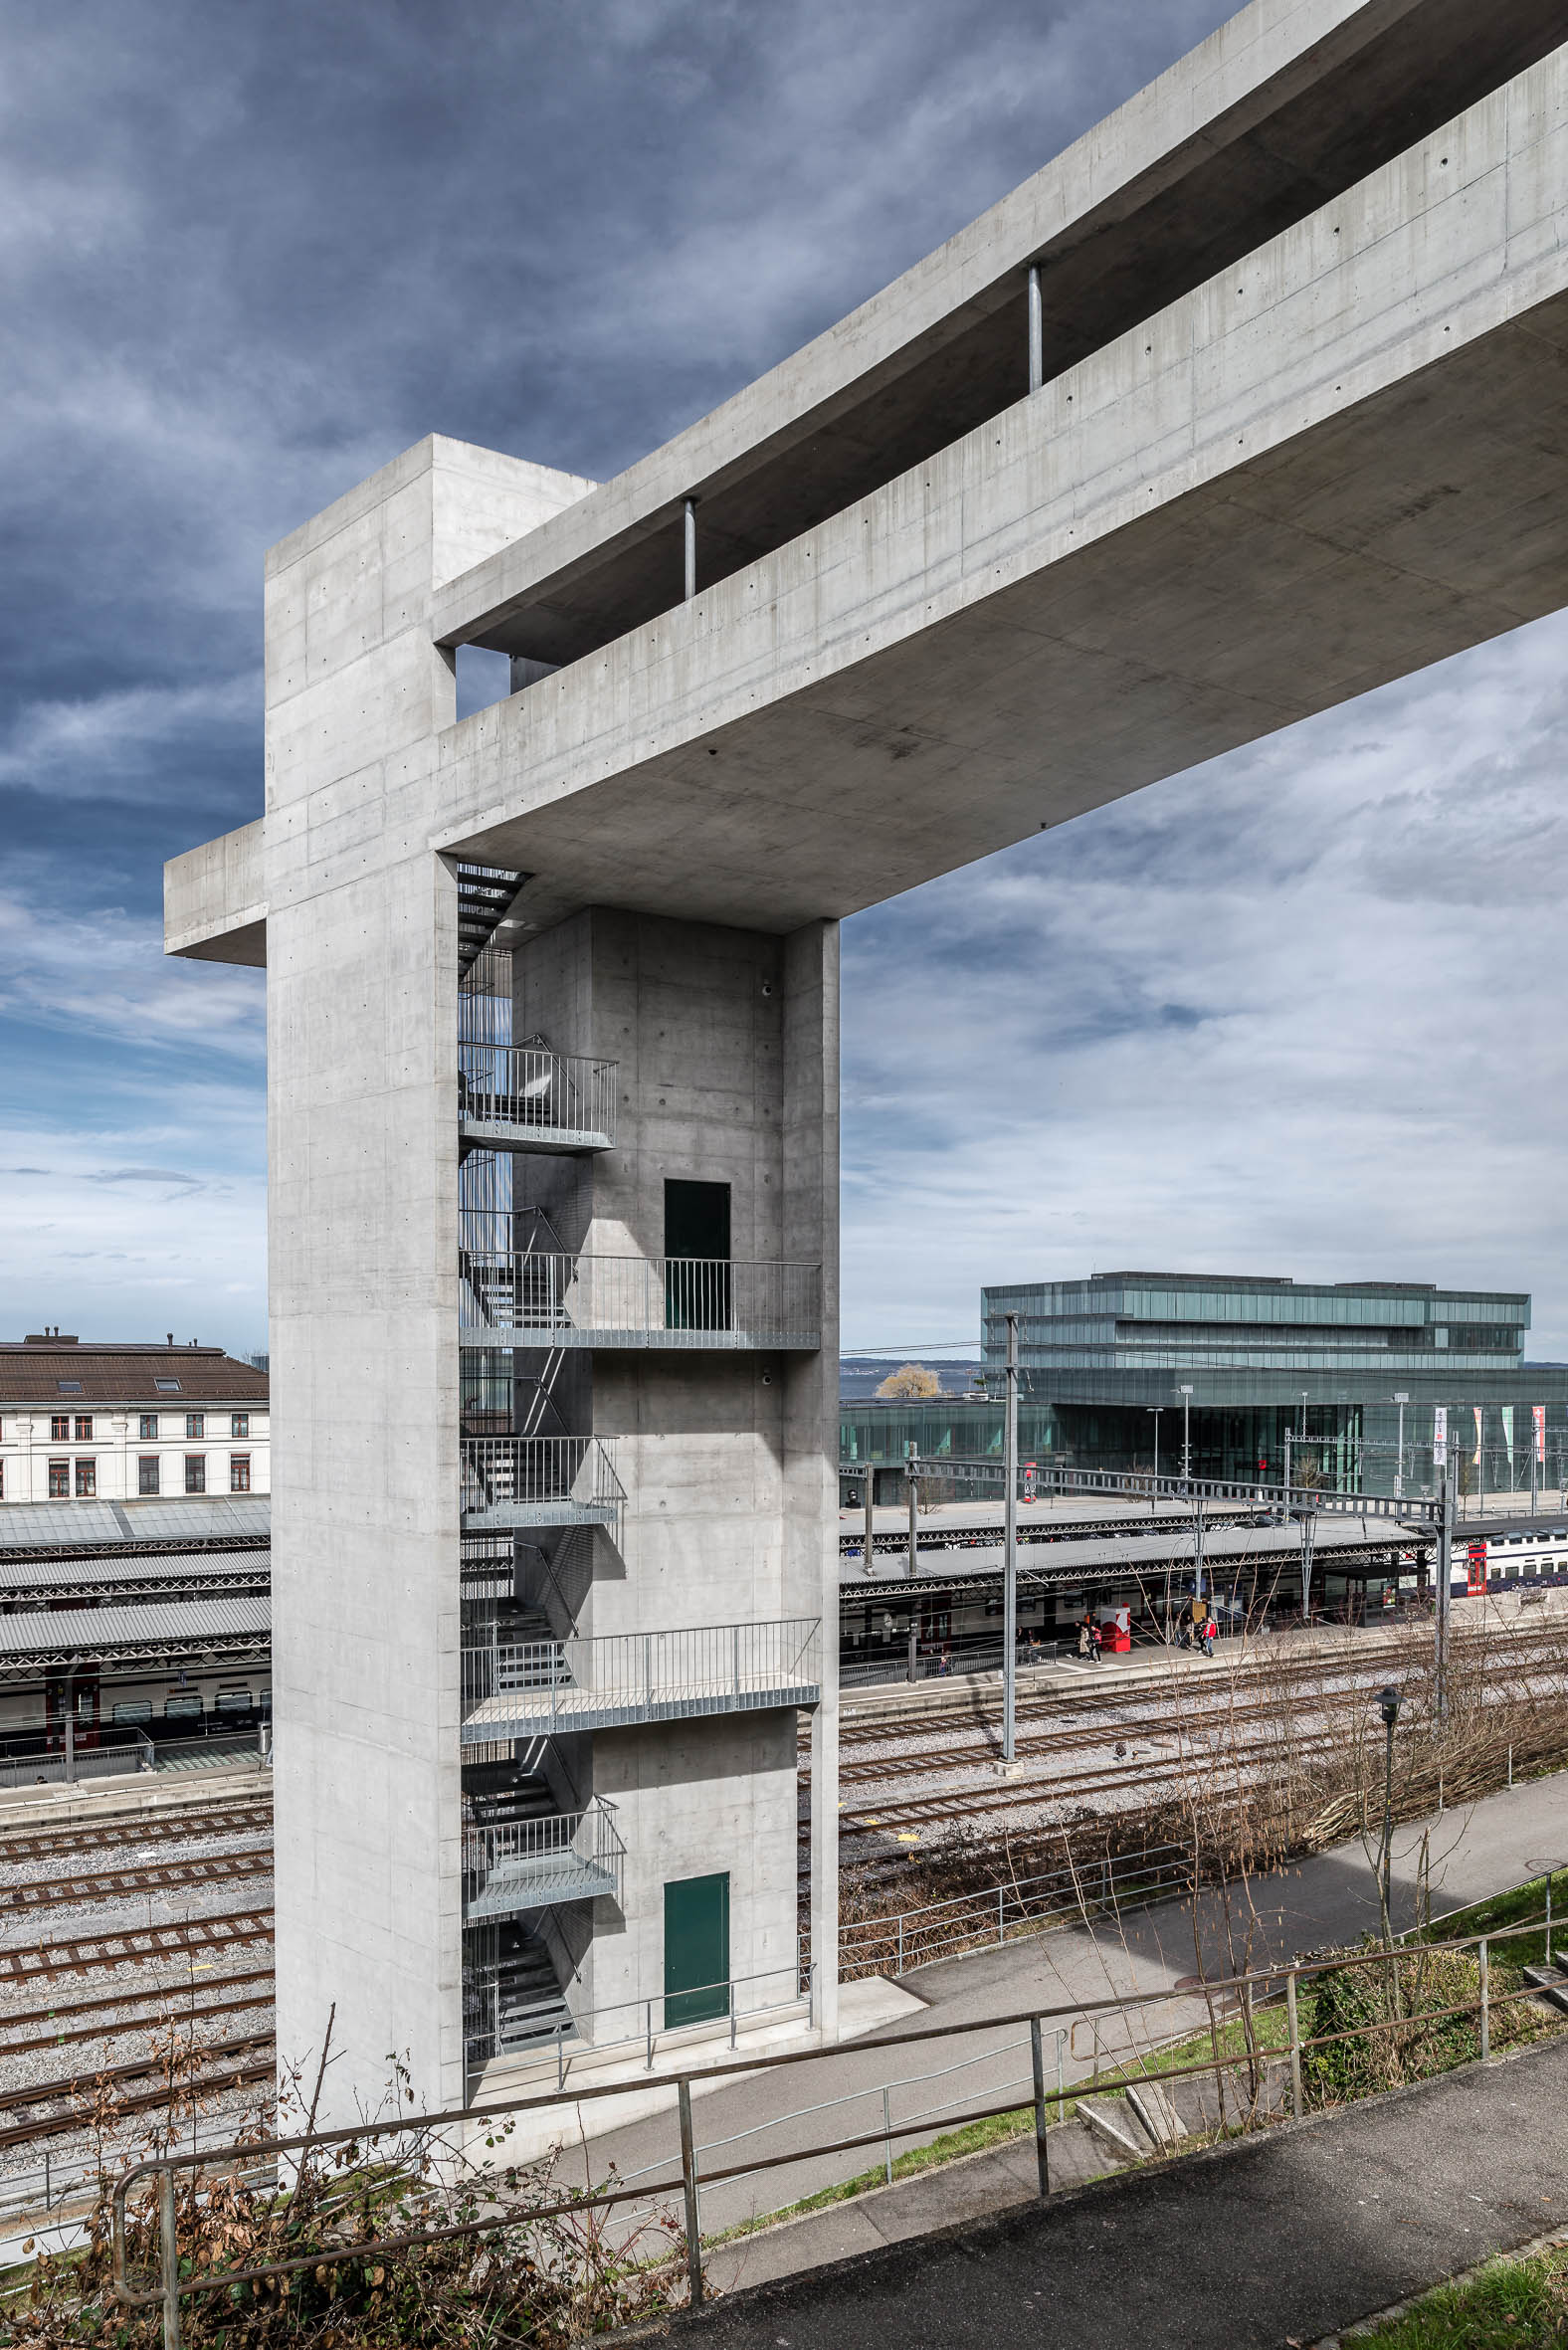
[678, 2075, 703, 2306]
[1286, 1969, 1302, 2118]
[1029, 2016, 1051, 2199]
[882, 2085, 894, 2186]
[159, 2168, 181, 2350]
[1479, 1936, 1489, 2060]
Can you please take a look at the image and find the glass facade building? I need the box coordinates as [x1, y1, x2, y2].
[841, 1273, 1568, 1500]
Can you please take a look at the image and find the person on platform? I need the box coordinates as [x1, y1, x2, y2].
[1078, 1612, 1101, 1665]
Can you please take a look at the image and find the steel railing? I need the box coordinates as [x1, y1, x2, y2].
[466, 1957, 808, 2078]
[459, 1251, 821, 1347]
[459, 1436, 623, 1539]
[457, 1045, 617, 1145]
[839, 1842, 1194, 1979]
[463, 1799, 625, 1919]
[462, 1617, 822, 1735]
[108, 1905, 1562, 2328]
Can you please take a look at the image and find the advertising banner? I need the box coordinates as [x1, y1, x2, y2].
[1535, 1406, 1546, 1465]
[1433, 1406, 1447, 1467]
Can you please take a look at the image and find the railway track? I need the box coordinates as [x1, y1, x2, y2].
[0, 1906, 275, 1988]
[0, 1801, 272, 1864]
[825, 1690, 1363, 1786]
[0, 2027, 276, 2119]
[0, 1976, 277, 2060]
[822, 1624, 1568, 1758]
[831, 1725, 1346, 1842]
[3, 1846, 274, 1914]
[0, 2045, 276, 2151]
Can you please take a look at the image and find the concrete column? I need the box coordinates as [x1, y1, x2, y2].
[784, 919, 840, 2040]
[264, 440, 593, 2123]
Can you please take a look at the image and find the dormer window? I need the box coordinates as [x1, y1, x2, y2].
[57, 1379, 83, 1394]
[155, 1378, 181, 1393]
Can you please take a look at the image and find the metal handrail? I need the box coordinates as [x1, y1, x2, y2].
[459, 1436, 623, 1538]
[462, 1798, 625, 1917]
[459, 1251, 821, 1345]
[457, 1045, 617, 1143]
[462, 1617, 823, 1733]
[840, 1841, 1193, 1978]
[466, 1957, 808, 2077]
[108, 1908, 1558, 2330]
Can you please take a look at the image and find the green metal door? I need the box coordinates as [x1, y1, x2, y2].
[664, 1871, 730, 2028]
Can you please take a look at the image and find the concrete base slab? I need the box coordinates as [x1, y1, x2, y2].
[465, 1975, 927, 2167]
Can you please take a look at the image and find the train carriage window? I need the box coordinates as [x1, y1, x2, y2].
[111, 1700, 153, 1725]
[163, 1694, 204, 1720]
[215, 1686, 253, 1716]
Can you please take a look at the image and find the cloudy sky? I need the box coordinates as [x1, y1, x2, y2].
[2, 0, 1565, 1362]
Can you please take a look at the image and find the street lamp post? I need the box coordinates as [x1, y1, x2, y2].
[1002, 1312, 1019, 1768]
[1393, 1393, 1409, 1500]
[1179, 1385, 1194, 1479]
[1377, 1685, 1402, 1943]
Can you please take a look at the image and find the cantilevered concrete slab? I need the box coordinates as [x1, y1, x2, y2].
[176, 20, 1568, 955]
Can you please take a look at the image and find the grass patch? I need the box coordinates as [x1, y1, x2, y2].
[1351, 2243, 1568, 2347]
[709, 2104, 1041, 2242]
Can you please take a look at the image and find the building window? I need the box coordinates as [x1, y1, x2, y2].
[230, 1454, 252, 1493]
[0, 1462, 4, 1498]
[56, 1379, 83, 1395]
[51, 1414, 69, 1442]
[74, 1415, 93, 1442]
[155, 1377, 181, 1393]
[232, 1412, 249, 1439]
[75, 1459, 96, 1497]
[138, 1456, 160, 1495]
[184, 1455, 206, 1494]
[48, 1459, 69, 1497]
[140, 1413, 158, 1440]
[186, 1412, 205, 1440]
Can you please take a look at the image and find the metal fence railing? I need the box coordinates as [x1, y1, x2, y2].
[463, 1800, 625, 1920]
[109, 1907, 1560, 2328]
[462, 1617, 823, 1736]
[459, 1436, 623, 1540]
[0, 1725, 270, 1791]
[465, 1958, 808, 2079]
[459, 1252, 821, 1348]
[838, 1842, 1194, 1980]
[458, 1045, 617, 1146]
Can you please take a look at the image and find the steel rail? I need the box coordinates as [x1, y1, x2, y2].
[0, 1906, 274, 1985]
[5, 1846, 274, 1912]
[0, 1803, 273, 1863]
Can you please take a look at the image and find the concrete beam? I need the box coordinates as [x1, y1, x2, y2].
[430, 0, 1564, 670]
[164, 820, 267, 967]
[431, 45, 1568, 934]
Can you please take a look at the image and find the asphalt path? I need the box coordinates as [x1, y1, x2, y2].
[553, 1772, 1568, 2242]
[648, 2033, 1568, 2349]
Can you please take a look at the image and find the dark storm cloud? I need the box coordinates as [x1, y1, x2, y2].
[4, 0, 1567, 1357]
